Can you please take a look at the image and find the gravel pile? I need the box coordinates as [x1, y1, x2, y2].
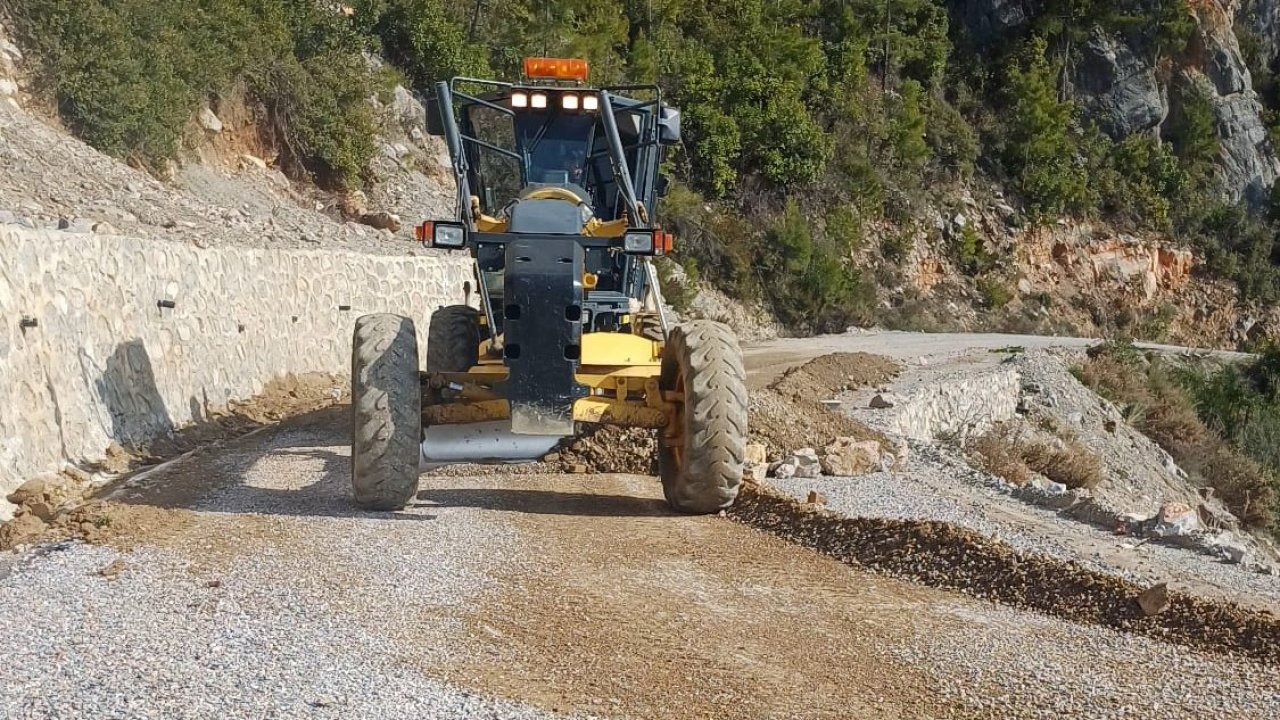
[729, 483, 1280, 663]
[771, 440, 1280, 614]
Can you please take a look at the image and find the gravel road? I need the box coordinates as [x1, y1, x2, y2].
[2, 402, 1279, 719]
[743, 330, 1251, 388]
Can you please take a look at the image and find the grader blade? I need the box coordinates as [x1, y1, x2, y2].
[419, 421, 562, 468]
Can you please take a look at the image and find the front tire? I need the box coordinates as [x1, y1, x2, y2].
[351, 314, 421, 510]
[658, 321, 748, 513]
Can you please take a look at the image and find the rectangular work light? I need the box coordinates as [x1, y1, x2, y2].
[621, 229, 675, 256]
[415, 221, 467, 249]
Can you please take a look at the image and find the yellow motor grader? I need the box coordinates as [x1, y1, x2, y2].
[349, 58, 747, 514]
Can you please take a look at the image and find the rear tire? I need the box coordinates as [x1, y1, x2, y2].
[658, 321, 748, 513]
[427, 305, 481, 373]
[351, 314, 421, 511]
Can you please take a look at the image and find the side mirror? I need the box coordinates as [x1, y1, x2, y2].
[658, 106, 681, 145]
[425, 96, 446, 136]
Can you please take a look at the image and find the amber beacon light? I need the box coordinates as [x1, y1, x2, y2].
[523, 57, 590, 82]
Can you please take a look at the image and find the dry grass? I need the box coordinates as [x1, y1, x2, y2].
[968, 427, 1032, 486]
[968, 424, 1103, 490]
[1189, 447, 1277, 529]
[1074, 344, 1277, 529]
[1021, 438, 1105, 490]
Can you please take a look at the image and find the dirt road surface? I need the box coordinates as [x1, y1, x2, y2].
[2, 333, 1278, 719]
[743, 330, 1250, 389]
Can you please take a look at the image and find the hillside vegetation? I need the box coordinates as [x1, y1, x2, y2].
[7, 1, 1280, 334]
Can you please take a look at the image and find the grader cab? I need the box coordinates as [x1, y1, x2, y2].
[349, 58, 747, 514]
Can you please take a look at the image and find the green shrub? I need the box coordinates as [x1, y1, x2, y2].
[13, 0, 378, 187]
[952, 223, 992, 275]
[1002, 37, 1089, 217]
[976, 276, 1012, 309]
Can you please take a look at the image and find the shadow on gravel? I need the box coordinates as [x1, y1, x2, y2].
[415, 487, 673, 518]
[109, 406, 436, 523]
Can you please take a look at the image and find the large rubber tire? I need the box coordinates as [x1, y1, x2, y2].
[658, 320, 748, 513]
[427, 305, 481, 373]
[351, 314, 421, 511]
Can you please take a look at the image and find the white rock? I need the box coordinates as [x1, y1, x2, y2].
[199, 106, 223, 133]
[1150, 502, 1201, 538]
[793, 448, 820, 465]
[391, 85, 427, 128]
[241, 154, 268, 170]
[0, 78, 17, 97]
[1028, 475, 1069, 497]
[1210, 532, 1251, 564]
[794, 463, 822, 479]
[1, 38, 24, 62]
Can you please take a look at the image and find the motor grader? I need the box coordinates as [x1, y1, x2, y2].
[348, 58, 747, 514]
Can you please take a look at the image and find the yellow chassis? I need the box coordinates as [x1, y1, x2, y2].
[422, 332, 675, 430]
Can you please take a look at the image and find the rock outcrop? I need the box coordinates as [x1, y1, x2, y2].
[952, 0, 1280, 208]
[1074, 31, 1166, 137]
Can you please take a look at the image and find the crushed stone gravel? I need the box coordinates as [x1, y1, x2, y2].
[0, 418, 580, 720]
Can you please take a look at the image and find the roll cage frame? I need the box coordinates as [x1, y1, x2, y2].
[431, 77, 671, 232]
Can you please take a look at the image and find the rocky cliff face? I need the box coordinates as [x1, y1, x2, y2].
[954, 0, 1280, 208]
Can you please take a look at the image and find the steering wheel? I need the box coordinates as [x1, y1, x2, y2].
[525, 187, 586, 205]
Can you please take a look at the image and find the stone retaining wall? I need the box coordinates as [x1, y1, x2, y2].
[0, 225, 471, 506]
[868, 368, 1022, 441]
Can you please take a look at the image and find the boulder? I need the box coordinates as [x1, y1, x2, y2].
[1136, 582, 1169, 617]
[744, 442, 767, 466]
[820, 438, 882, 476]
[770, 460, 797, 480]
[1150, 501, 1202, 538]
[869, 393, 896, 409]
[359, 211, 402, 233]
[794, 462, 822, 479]
[340, 190, 369, 219]
[1209, 532, 1252, 564]
[0, 511, 46, 552]
[6, 478, 47, 506]
[240, 154, 268, 171]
